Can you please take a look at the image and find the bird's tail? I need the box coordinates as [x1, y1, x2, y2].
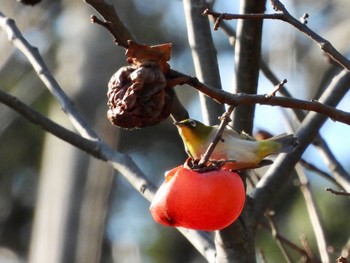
[251, 133, 298, 169]
[265, 133, 299, 153]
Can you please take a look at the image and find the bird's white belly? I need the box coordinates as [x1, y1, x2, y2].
[210, 137, 259, 163]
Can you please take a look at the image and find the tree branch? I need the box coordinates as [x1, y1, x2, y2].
[0, 87, 217, 262]
[230, 0, 266, 133]
[183, 0, 225, 125]
[251, 69, 350, 221]
[315, 138, 350, 193]
[325, 188, 350, 197]
[168, 70, 350, 126]
[199, 105, 235, 166]
[86, 0, 189, 122]
[84, 0, 133, 48]
[295, 164, 330, 263]
[201, 15, 350, 193]
[260, 220, 318, 261]
[83, 1, 350, 127]
[214, 0, 267, 261]
[203, 0, 350, 73]
[264, 211, 293, 262]
[0, 9, 215, 261]
[0, 11, 98, 141]
[299, 159, 343, 189]
[261, 63, 350, 193]
[0, 88, 157, 198]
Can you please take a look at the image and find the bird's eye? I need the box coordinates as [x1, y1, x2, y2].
[189, 120, 197, 127]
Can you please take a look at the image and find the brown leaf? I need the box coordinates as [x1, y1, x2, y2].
[125, 41, 172, 73]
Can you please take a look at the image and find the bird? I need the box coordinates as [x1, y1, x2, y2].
[174, 119, 299, 170]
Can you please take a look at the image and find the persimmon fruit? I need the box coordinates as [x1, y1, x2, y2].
[150, 165, 245, 231]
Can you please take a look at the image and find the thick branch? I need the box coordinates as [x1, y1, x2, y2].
[0, 88, 158, 198]
[251, 69, 350, 220]
[0, 11, 98, 141]
[183, 0, 225, 125]
[231, 0, 266, 133]
[0, 88, 216, 261]
[214, 0, 267, 262]
[0, 8, 214, 262]
[261, 63, 350, 191]
[168, 70, 350, 126]
[202, 16, 350, 193]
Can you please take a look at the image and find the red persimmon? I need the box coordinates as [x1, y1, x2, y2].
[150, 165, 245, 231]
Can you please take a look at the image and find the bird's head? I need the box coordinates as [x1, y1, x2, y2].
[174, 119, 213, 147]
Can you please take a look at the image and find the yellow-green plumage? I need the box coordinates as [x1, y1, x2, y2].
[175, 119, 298, 170]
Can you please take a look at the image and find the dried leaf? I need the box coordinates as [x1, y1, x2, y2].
[125, 41, 172, 73]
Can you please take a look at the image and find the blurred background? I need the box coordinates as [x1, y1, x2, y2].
[0, 0, 349, 262]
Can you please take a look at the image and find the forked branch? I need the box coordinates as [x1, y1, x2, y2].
[203, 0, 350, 72]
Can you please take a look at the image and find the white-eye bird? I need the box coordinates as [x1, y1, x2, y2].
[175, 119, 299, 170]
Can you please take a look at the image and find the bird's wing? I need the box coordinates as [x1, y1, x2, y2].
[223, 127, 256, 141]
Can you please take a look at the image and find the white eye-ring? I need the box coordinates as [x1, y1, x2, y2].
[189, 119, 197, 127]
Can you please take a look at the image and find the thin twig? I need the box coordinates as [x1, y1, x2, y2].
[296, 164, 330, 263]
[341, 238, 350, 261]
[198, 105, 235, 166]
[265, 79, 287, 98]
[259, 249, 267, 263]
[203, 1, 350, 73]
[265, 210, 293, 263]
[84, 0, 133, 48]
[269, 0, 350, 72]
[325, 188, 350, 197]
[203, 9, 285, 23]
[260, 221, 317, 260]
[316, 138, 350, 193]
[299, 159, 342, 188]
[262, 65, 350, 193]
[300, 234, 315, 260]
[208, 15, 236, 47]
[0, 89, 104, 159]
[0, 88, 159, 200]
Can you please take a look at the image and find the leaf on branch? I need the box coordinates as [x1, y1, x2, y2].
[125, 41, 172, 73]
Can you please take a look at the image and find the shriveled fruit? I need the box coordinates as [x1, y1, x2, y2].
[150, 165, 245, 231]
[107, 62, 173, 129]
[107, 42, 174, 129]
